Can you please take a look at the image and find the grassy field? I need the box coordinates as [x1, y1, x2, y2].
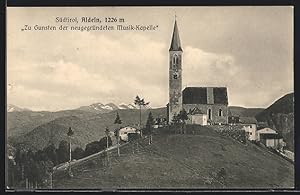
[53, 125, 294, 189]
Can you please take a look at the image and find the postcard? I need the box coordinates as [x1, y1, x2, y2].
[6, 6, 294, 190]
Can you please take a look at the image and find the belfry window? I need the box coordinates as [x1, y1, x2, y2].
[173, 74, 178, 79]
[172, 54, 179, 69]
[219, 109, 223, 117]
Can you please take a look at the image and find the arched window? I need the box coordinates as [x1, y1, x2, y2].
[172, 54, 179, 69]
[208, 108, 212, 120]
[219, 109, 223, 117]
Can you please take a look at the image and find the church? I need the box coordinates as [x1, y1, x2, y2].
[167, 19, 229, 125]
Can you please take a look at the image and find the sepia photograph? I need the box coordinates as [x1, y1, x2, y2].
[6, 6, 294, 190]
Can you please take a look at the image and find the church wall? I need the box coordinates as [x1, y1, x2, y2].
[183, 104, 228, 124]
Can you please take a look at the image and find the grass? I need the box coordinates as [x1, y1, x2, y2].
[53, 125, 294, 189]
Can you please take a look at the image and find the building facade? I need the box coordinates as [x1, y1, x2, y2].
[182, 87, 229, 124]
[167, 19, 229, 125]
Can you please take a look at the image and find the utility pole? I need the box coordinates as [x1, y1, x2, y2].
[50, 172, 53, 189]
[105, 127, 110, 167]
[116, 129, 120, 156]
[67, 127, 74, 177]
[114, 112, 122, 157]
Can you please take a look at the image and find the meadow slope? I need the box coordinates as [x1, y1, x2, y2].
[53, 125, 293, 189]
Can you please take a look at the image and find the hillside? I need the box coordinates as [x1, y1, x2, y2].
[53, 125, 294, 189]
[9, 108, 167, 151]
[7, 109, 97, 138]
[228, 106, 264, 117]
[255, 93, 294, 151]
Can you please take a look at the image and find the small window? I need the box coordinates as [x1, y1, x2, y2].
[208, 109, 212, 120]
[219, 109, 223, 117]
[173, 74, 178, 79]
[250, 132, 252, 135]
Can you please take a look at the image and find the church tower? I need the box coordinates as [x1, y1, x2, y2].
[168, 18, 183, 123]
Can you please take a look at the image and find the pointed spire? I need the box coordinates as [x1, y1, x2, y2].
[169, 17, 183, 51]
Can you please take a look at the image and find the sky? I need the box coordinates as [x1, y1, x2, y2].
[7, 6, 294, 111]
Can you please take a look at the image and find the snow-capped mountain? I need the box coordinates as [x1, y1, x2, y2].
[77, 102, 150, 113]
[7, 104, 31, 112]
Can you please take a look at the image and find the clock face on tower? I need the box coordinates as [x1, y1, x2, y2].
[173, 72, 178, 79]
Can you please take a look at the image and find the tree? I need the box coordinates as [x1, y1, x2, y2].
[56, 140, 69, 164]
[177, 109, 188, 134]
[99, 136, 112, 149]
[134, 95, 150, 137]
[171, 113, 180, 124]
[34, 150, 48, 162]
[146, 112, 154, 144]
[114, 112, 122, 156]
[72, 147, 84, 160]
[85, 141, 101, 156]
[43, 144, 58, 165]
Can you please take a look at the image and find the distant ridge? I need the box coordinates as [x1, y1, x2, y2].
[255, 92, 294, 151]
[7, 104, 31, 112]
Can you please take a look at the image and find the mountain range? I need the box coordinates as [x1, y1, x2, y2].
[7, 92, 294, 152]
[76, 102, 150, 113]
[8, 102, 151, 114]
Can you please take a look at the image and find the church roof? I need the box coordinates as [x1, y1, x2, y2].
[182, 87, 228, 105]
[169, 19, 183, 51]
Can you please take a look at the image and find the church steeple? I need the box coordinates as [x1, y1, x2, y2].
[168, 16, 183, 123]
[169, 19, 183, 51]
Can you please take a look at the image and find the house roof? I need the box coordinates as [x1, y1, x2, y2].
[182, 87, 228, 105]
[169, 19, 182, 51]
[260, 133, 283, 140]
[257, 127, 277, 133]
[239, 117, 257, 124]
[189, 107, 205, 115]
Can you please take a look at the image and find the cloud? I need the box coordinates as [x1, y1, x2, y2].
[7, 7, 293, 111]
[183, 46, 239, 87]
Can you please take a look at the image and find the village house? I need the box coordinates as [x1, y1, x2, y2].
[167, 18, 229, 125]
[119, 126, 139, 142]
[256, 127, 285, 150]
[256, 127, 277, 141]
[260, 133, 285, 150]
[239, 117, 258, 141]
[228, 116, 239, 124]
[186, 107, 208, 126]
